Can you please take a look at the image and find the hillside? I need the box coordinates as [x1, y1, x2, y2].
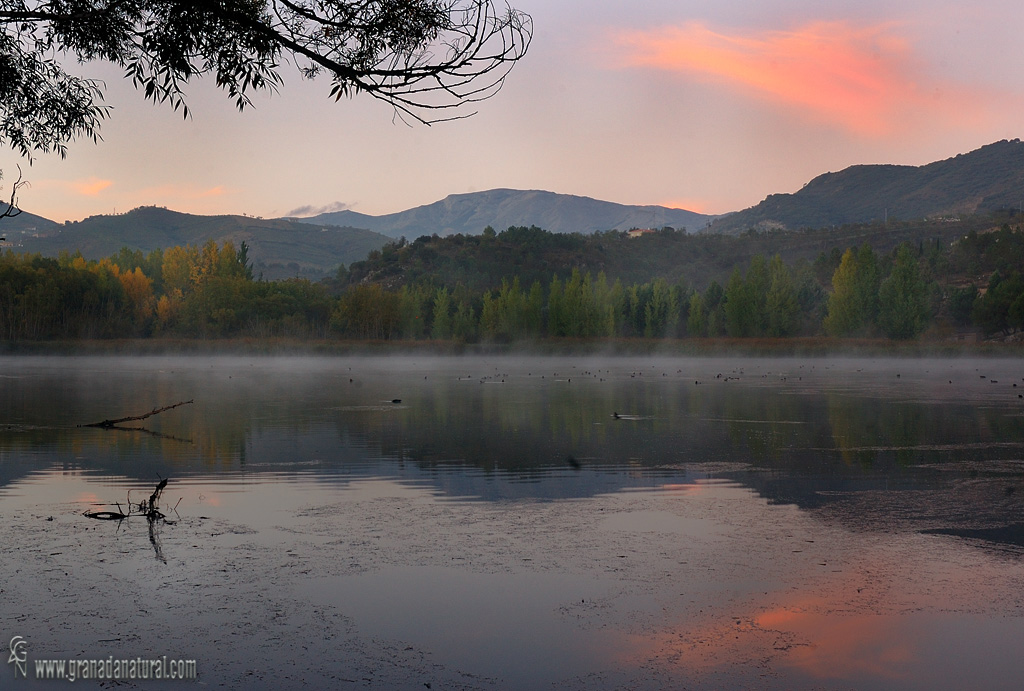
[345, 215, 1005, 294]
[12, 206, 389, 280]
[293, 188, 717, 238]
[0, 209, 61, 238]
[710, 140, 1024, 234]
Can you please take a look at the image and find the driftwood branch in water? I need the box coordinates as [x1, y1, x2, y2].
[81, 400, 193, 429]
[83, 479, 177, 562]
[83, 510, 129, 520]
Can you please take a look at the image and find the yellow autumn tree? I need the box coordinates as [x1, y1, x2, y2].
[162, 245, 199, 297]
[119, 267, 156, 331]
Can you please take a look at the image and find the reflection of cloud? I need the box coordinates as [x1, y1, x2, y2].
[755, 607, 913, 680]
[659, 482, 705, 496]
[284, 201, 352, 217]
[608, 21, 987, 137]
[613, 572, 919, 684]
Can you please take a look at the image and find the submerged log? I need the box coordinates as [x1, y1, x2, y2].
[81, 400, 193, 429]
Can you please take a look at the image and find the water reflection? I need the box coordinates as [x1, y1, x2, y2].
[2, 355, 1024, 688]
[3, 356, 1022, 519]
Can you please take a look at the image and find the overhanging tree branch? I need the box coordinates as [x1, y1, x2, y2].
[0, 0, 533, 159]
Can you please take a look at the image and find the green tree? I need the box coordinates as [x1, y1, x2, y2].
[724, 267, 754, 337]
[397, 284, 429, 339]
[606, 278, 627, 337]
[703, 280, 726, 336]
[451, 298, 477, 342]
[431, 286, 452, 340]
[745, 254, 770, 335]
[525, 280, 545, 336]
[687, 291, 706, 337]
[561, 269, 601, 337]
[972, 270, 1024, 336]
[644, 277, 679, 338]
[853, 244, 881, 326]
[947, 285, 978, 326]
[547, 275, 565, 336]
[877, 244, 929, 339]
[765, 254, 799, 337]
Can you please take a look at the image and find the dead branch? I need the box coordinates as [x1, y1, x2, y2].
[81, 400, 193, 429]
[147, 478, 168, 515]
[82, 510, 129, 520]
[0, 165, 27, 220]
[84, 477, 179, 562]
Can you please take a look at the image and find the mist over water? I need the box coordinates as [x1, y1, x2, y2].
[2, 354, 1024, 689]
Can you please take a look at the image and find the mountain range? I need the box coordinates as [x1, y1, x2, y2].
[5, 139, 1024, 277]
[291, 188, 717, 238]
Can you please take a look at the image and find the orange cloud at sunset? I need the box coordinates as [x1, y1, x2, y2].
[71, 177, 113, 196]
[609, 21, 983, 137]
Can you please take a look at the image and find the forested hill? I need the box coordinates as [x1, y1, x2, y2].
[344, 214, 1004, 294]
[292, 188, 717, 239]
[0, 209, 60, 237]
[710, 140, 1024, 234]
[11, 206, 388, 280]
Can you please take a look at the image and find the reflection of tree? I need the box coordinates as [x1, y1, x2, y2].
[5, 361, 1024, 510]
[329, 375, 839, 476]
[718, 385, 817, 463]
[824, 393, 1006, 469]
[827, 394, 882, 467]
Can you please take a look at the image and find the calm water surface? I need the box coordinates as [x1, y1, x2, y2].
[2, 354, 1024, 689]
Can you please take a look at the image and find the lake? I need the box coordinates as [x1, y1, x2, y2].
[2, 354, 1024, 689]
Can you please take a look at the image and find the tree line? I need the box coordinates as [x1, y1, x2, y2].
[2, 224, 1023, 341]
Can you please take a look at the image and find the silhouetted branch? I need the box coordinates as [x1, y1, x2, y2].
[0, 165, 27, 220]
[81, 400, 193, 429]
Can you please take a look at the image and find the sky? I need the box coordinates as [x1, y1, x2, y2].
[4, 0, 1024, 223]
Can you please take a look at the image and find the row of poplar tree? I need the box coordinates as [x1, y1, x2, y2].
[0, 238, 1008, 341]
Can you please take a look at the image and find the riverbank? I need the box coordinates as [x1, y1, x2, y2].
[0, 336, 1021, 357]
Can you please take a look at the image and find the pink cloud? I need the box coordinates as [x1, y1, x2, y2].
[608, 21, 987, 137]
[71, 177, 113, 196]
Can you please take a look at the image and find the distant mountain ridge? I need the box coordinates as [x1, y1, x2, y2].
[8, 140, 1024, 271]
[291, 188, 717, 238]
[12, 206, 388, 280]
[710, 139, 1024, 234]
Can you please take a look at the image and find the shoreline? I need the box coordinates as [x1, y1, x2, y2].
[0, 336, 1021, 357]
